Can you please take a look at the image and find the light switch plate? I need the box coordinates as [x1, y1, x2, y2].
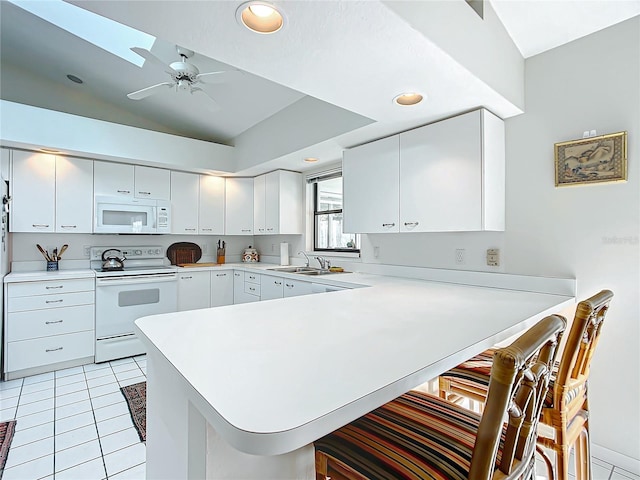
[486, 248, 499, 266]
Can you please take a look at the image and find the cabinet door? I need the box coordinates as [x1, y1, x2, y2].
[10, 151, 55, 232]
[94, 161, 134, 197]
[264, 171, 280, 234]
[199, 176, 225, 235]
[400, 111, 482, 232]
[260, 275, 284, 300]
[253, 174, 266, 235]
[135, 166, 170, 200]
[177, 271, 211, 311]
[210, 271, 234, 307]
[56, 157, 93, 233]
[171, 172, 199, 234]
[283, 279, 313, 298]
[225, 178, 253, 235]
[343, 135, 400, 233]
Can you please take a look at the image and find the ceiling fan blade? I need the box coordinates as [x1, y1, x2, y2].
[130, 47, 170, 71]
[196, 70, 243, 85]
[127, 82, 174, 100]
[191, 87, 221, 111]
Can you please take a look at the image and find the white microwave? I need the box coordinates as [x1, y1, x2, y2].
[94, 196, 171, 234]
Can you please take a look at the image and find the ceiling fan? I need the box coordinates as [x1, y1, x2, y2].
[127, 45, 241, 108]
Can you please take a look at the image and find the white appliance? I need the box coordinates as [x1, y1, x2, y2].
[92, 246, 177, 362]
[94, 196, 171, 234]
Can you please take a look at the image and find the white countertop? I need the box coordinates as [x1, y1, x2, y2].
[135, 270, 574, 456]
[4, 269, 96, 283]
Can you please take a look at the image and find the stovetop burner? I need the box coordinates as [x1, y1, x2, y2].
[100, 267, 124, 272]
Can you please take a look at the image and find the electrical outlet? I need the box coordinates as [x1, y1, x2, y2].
[374, 246, 380, 258]
[486, 248, 500, 266]
[83, 245, 91, 257]
[271, 243, 276, 253]
[455, 248, 466, 265]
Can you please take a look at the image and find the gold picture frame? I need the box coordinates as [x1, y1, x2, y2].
[555, 131, 627, 186]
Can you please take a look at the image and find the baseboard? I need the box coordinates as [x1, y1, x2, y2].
[592, 443, 640, 475]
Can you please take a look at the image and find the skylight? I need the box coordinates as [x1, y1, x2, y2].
[8, 0, 155, 67]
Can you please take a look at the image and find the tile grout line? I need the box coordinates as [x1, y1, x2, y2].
[86, 364, 110, 480]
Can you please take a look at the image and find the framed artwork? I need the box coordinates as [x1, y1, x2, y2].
[554, 131, 627, 186]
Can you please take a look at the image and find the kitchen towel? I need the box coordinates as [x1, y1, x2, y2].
[280, 242, 289, 266]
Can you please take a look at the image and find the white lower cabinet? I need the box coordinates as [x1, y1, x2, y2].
[233, 271, 260, 304]
[4, 277, 95, 380]
[178, 271, 211, 311]
[283, 279, 313, 298]
[260, 275, 284, 300]
[210, 271, 234, 307]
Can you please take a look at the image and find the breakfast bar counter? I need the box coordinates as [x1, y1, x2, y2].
[135, 270, 575, 479]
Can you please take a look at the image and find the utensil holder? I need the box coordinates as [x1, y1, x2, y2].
[47, 261, 59, 271]
[217, 248, 225, 264]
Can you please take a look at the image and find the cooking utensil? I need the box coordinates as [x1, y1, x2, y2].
[36, 244, 51, 261]
[53, 247, 58, 261]
[101, 248, 126, 271]
[57, 244, 69, 259]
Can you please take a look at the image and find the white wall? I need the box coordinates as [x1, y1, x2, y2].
[505, 17, 639, 464]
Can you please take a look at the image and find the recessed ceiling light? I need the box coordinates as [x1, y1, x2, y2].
[39, 148, 62, 154]
[237, 1, 285, 34]
[393, 93, 424, 106]
[304, 157, 319, 163]
[66, 74, 83, 84]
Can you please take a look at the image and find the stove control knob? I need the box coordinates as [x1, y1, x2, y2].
[135, 250, 142, 256]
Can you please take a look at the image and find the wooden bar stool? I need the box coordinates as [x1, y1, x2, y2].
[438, 290, 613, 480]
[315, 314, 566, 480]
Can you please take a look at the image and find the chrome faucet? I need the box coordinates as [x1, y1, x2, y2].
[298, 251, 310, 267]
[315, 256, 330, 270]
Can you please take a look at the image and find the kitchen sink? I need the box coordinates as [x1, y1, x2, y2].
[296, 270, 335, 275]
[267, 266, 318, 273]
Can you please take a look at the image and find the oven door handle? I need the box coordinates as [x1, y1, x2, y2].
[96, 273, 177, 286]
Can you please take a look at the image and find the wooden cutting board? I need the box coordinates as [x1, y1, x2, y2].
[177, 263, 219, 267]
[167, 242, 202, 265]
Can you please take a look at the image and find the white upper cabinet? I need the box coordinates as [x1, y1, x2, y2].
[199, 175, 225, 235]
[225, 178, 253, 235]
[343, 135, 400, 234]
[94, 163, 170, 200]
[342, 109, 505, 233]
[93, 161, 134, 197]
[55, 157, 93, 233]
[10, 151, 56, 232]
[171, 171, 199, 235]
[254, 170, 303, 235]
[134, 166, 170, 200]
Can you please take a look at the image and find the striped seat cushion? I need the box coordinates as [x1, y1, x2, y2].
[315, 391, 499, 480]
[442, 350, 583, 409]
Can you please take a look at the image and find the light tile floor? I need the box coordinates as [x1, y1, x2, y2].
[0, 355, 147, 479]
[1, 362, 638, 480]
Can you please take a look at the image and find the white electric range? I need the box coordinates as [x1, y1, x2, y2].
[90, 246, 177, 362]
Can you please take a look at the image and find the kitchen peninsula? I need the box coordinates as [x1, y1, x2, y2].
[135, 268, 575, 479]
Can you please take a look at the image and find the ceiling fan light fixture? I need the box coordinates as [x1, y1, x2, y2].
[237, 1, 285, 34]
[393, 92, 424, 106]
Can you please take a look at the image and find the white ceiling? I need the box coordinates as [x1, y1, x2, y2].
[1, 0, 638, 175]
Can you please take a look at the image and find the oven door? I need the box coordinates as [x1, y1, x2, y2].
[95, 273, 177, 339]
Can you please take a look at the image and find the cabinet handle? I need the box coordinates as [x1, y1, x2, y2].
[404, 222, 419, 227]
[32, 224, 50, 228]
[117, 190, 131, 194]
[46, 347, 63, 352]
[234, 273, 240, 277]
[216, 273, 227, 277]
[46, 320, 64, 325]
[241, 229, 251, 232]
[274, 281, 282, 285]
[267, 228, 274, 231]
[45, 299, 63, 304]
[45, 285, 64, 290]
[249, 287, 256, 292]
[138, 191, 151, 195]
[60, 225, 77, 229]
[382, 223, 396, 227]
[181, 276, 192, 280]
[285, 283, 293, 288]
[201, 228, 212, 232]
[184, 228, 196, 232]
[258, 228, 265, 232]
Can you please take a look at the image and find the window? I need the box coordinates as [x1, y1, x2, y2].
[312, 173, 358, 252]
